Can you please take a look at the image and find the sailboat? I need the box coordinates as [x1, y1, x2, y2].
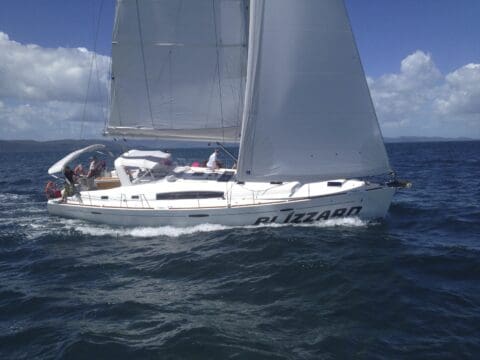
[47, 0, 403, 227]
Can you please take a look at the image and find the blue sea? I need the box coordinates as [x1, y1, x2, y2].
[0, 141, 479, 359]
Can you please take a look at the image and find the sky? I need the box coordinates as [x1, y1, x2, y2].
[0, 0, 479, 140]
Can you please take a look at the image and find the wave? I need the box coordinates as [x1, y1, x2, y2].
[69, 217, 372, 239]
[0, 193, 31, 202]
[2, 210, 375, 240]
[74, 223, 232, 238]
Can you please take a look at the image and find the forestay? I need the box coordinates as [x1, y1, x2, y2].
[237, 0, 391, 182]
[107, 0, 248, 142]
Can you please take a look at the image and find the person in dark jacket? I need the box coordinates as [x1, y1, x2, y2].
[62, 166, 76, 201]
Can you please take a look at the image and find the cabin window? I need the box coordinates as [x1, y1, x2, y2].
[101, 196, 109, 200]
[156, 191, 224, 200]
[131, 195, 139, 199]
[327, 181, 343, 187]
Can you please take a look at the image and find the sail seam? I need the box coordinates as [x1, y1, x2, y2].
[134, 0, 155, 129]
[212, 0, 226, 143]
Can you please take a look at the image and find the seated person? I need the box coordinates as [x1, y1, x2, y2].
[86, 156, 102, 190]
[74, 164, 84, 176]
[87, 156, 103, 178]
[45, 181, 61, 199]
[206, 149, 220, 170]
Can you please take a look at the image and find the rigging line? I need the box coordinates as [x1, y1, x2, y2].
[212, 0, 225, 143]
[80, 0, 105, 140]
[169, 1, 183, 128]
[135, 0, 155, 129]
[216, 142, 238, 162]
[104, 57, 113, 132]
[93, 38, 107, 128]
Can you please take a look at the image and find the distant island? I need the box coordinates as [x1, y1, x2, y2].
[0, 139, 201, 153]
[383, 136, 476, 143]
[0, 136, 478, 153]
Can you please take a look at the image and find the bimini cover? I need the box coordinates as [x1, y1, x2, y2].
[48, 144, 106, 175]
[115, 149, 172, 172]
[121, 149, 171, 160]
[114, 157, 162, 170]
[114, 153, 169, 186]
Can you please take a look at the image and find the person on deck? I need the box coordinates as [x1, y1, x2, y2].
[206, 149, 220, 170]
[73, 164, 84, 176]
[62, 166, 76, 201]
[86, 156, 101, 190]
[87, 156, 100, 178]
[64, 166, 75, 184]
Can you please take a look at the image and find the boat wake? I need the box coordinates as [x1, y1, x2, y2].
[68, 217, 373, 239]
[74, 222, 232, 238]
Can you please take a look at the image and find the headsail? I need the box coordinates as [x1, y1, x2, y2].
[237, 0, 391, 182]
[106, 0, 248, 142]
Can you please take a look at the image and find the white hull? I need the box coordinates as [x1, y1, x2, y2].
[48, 176, 395, 227]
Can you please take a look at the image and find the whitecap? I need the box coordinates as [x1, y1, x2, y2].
[74, 223, 231, 238]
[65, 217, 372, 239]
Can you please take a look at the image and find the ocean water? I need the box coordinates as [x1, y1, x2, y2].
[0, 141, 479, 359]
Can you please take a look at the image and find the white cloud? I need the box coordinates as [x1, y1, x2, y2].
[0, 32, 110, 140]
[368, 50, 480, 137]
[435, 63, 480, 115]
[0, 100, 106, 140]
[0, 31, 479, 140]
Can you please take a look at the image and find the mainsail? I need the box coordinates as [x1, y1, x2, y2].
[236, 0, 391, 182]
[106, 0, 248, 142]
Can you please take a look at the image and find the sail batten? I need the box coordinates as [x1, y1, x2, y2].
[107, 0, 248, 142]
[236, 0, 391, 182]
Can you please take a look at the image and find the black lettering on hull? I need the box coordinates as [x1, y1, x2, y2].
[316, 210, 331, 221]
[347, 206, 362, 216]
[291, 213, 305, 223]
[331, 208, 347, 218]
[284, 212, 294, 223]
[303, 212, 318, 223]
[254, 216, 278, 225]
[253, 206, 363, 225]
[254, 217, 270, 225]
